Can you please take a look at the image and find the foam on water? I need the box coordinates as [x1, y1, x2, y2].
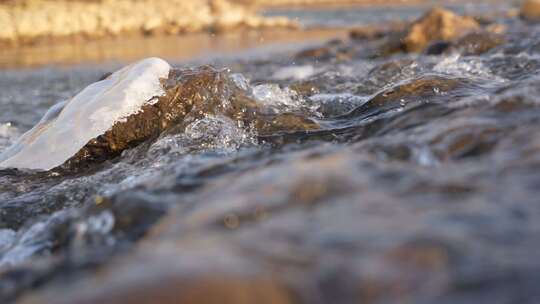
[0, 57, 170, 171]
[252, 83, 320, 115]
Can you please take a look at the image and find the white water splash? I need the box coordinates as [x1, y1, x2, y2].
[184, 114, 257, 152]
[252, 83, 320, 115]
[433, 54, 505, 83]
[0, 57, 171, 170]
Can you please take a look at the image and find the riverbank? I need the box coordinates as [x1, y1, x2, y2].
[0, 0, 295, 48]
[0, 0, 517, 49]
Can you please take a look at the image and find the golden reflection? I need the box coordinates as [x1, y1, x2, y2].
[0, 28, 347, 69]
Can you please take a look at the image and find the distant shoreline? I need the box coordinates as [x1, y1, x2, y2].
[234, 0, 513, 9]
[1, 0, 513, 49]
[0, 0, 296, 49]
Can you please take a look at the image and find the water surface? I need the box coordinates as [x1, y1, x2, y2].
[1, 2, 540, 303]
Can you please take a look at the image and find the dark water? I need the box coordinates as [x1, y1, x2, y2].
[1, 4, 540, 304]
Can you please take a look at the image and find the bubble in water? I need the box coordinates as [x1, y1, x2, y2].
[184, 114, 257, 152]
[252, 83, 318, 115]
[399, 99, 406, 106]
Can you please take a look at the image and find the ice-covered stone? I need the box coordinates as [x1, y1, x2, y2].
[0, 57, 170, 170]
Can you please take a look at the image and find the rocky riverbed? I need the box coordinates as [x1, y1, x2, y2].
[1, 2, 540, 304]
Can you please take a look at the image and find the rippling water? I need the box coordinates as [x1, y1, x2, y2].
[1, 3, 540, 304]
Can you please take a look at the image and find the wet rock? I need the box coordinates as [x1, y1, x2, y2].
[342, 76, 463, 119]
[38, 65, 317, 171]
[0, 59, 320, 171]
[429, 124, 502, 160]
[396, 8, 480, 53]
[453, 31, 505, 55]
[425, 40, 453, 55]
[349, 25, 389, 41]
[289, 82, 320, 97]
[295, 39, 355, 62]
[425, 31, 505, 56]
[349, 22, 406, 41]
[261, 113, 320, 134]
[486, 23, 507, 35]
[295, 46, 334, 60]
[0, 58, 172, 171]
[521, 0, 540, 21]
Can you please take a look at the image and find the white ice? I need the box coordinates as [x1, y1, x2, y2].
[0, 57, 171, 170]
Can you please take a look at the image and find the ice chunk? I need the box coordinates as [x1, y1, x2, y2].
[0, 57, 171, 170]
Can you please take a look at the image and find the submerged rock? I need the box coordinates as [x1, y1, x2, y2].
[0, 58, 318, 171]
[342, 75, 464, 119]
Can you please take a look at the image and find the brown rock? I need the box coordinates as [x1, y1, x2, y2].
[349, 25, 388, 41]
[453, 31, 505, 55]
[341, 76, 463, 119]
[425, 31, 505, 56]
[61, 66, 318, 171]
[521, 0, 540, 21]
[295, 46, 333, 60]
[289, 81, 320, 97]
[402, 8, 479, 53]
[349, 22, 406, 41]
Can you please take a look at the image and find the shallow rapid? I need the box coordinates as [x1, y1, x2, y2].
[1, 5, 540, 304]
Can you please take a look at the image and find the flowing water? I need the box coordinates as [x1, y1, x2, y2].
[1, 2, 540, 303]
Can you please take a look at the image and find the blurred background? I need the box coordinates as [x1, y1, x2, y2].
[0, 0, 519, 68]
